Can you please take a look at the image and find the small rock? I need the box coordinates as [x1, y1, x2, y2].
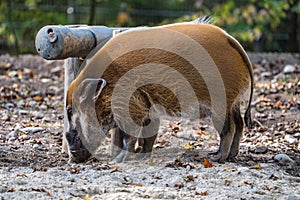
[274, 131, 283, 137]
[274, 73, 285, 81]
[50, 100, 60, 108]
[5, 103, 15, 109]
[274, 154, 294, 164]
[19, 110, 29, 115]
[261, 72, 272, 78]
[1, 114, 11, 121]
[40, 104, 48, 110]
[6, 131, 17, 140]
[33, 144, 41, 150]
[41, 78, 52, 83]
[8, 70, 18, 77]
[32, 111, 44, 119]
[0, 134, 6, 141]
[254, 145, 268, 154]
[286, 128, 295, 134]
[269, 88, 277, 93]
[255, 113, 268, 119]
[267, 114, 275, 120]
[284, 135, 297, 144]
[42, 117, 51, 123]
[28, 101, 37, 107]
[16, 100, 25, 107]
[14, 123, 24, 131]
[8, 137, 17, 142]
[290, 107, 299, 112]
[283, 65, 296, 74]
[19, 127, 44, 134]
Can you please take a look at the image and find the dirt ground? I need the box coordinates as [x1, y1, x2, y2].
[0, 53, 299, 199]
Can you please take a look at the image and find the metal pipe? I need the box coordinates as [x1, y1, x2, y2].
[35, 25, 130, 60]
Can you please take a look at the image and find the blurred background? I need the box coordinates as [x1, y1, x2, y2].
[0, 0, 299, 55]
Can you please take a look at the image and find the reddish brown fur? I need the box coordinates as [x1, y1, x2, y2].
[67, 24, 251, 124]
[66, 23, 253, 162]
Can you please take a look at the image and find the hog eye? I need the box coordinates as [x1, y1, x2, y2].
[67, 106, 73, 120]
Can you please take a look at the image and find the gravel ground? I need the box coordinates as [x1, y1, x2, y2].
[0, 53, 299, 200]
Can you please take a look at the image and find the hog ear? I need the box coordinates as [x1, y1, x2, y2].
[78, 78, 107, 104]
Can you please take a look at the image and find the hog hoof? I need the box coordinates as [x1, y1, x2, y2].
[228, 149, 239, 161]
[227, 156, 238, 162]
[112, 150, 126, 163]
[112, 150, 136, 163]
[136, 152, 152, 160]
[211, 151, 227, 163]
[68, 149, 92, 163]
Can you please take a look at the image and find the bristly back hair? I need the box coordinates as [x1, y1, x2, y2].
[192, 15, 216, 24]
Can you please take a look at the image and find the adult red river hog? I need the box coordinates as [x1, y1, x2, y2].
[65, 17, 253, 163]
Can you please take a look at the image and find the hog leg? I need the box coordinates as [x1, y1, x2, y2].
[212, 112, 236, 163]
[228, 104, 244, 160]
[111, 127, 124, 159]
[137, 118, 160, 160]
[111, 127, 137, 162]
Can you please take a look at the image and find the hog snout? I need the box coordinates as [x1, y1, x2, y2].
[66, 129, 91, 163]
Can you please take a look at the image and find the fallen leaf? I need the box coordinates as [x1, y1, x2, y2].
[223, 168, 234, 172]
[269, 174, 279, 180]
[252, 165, 262, 170]
[244, 180, 253, 186]
[32, 188, 47, 192]
[276, 84, 284, 90]
[258, 95, 272, 102]
[29, 70, 35, 78]
[122, 181, 133, 185]
[196, 190, 208, 196]
[185, 175, 195, 182]
[19, 132, 27, 137]
[288, 97, 296, 104]
[258, 126, 266, 132]
[112, 166, 122, 172]
[85, 194, 89, 200]
[274, 101, 283, 109]
[154, 139, 169, 148]
[196, 130, 206, 136]
[33, 95, 43, 101]
[7, 188, 16, 192]
[172, 124, 180, 133]
[203, 159, 213, 168]
[174, 182, 184, 189]
[16, 174, 27, 177]
[135, 183, 142, 187]
[183, 143, 193, 149]
[262, 185, 271, 191]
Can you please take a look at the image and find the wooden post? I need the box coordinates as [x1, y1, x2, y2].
[62, 57, 83, 153]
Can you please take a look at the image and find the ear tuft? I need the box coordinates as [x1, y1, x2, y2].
[93, 79, 107, 101]
[78, 78, 107, 104]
